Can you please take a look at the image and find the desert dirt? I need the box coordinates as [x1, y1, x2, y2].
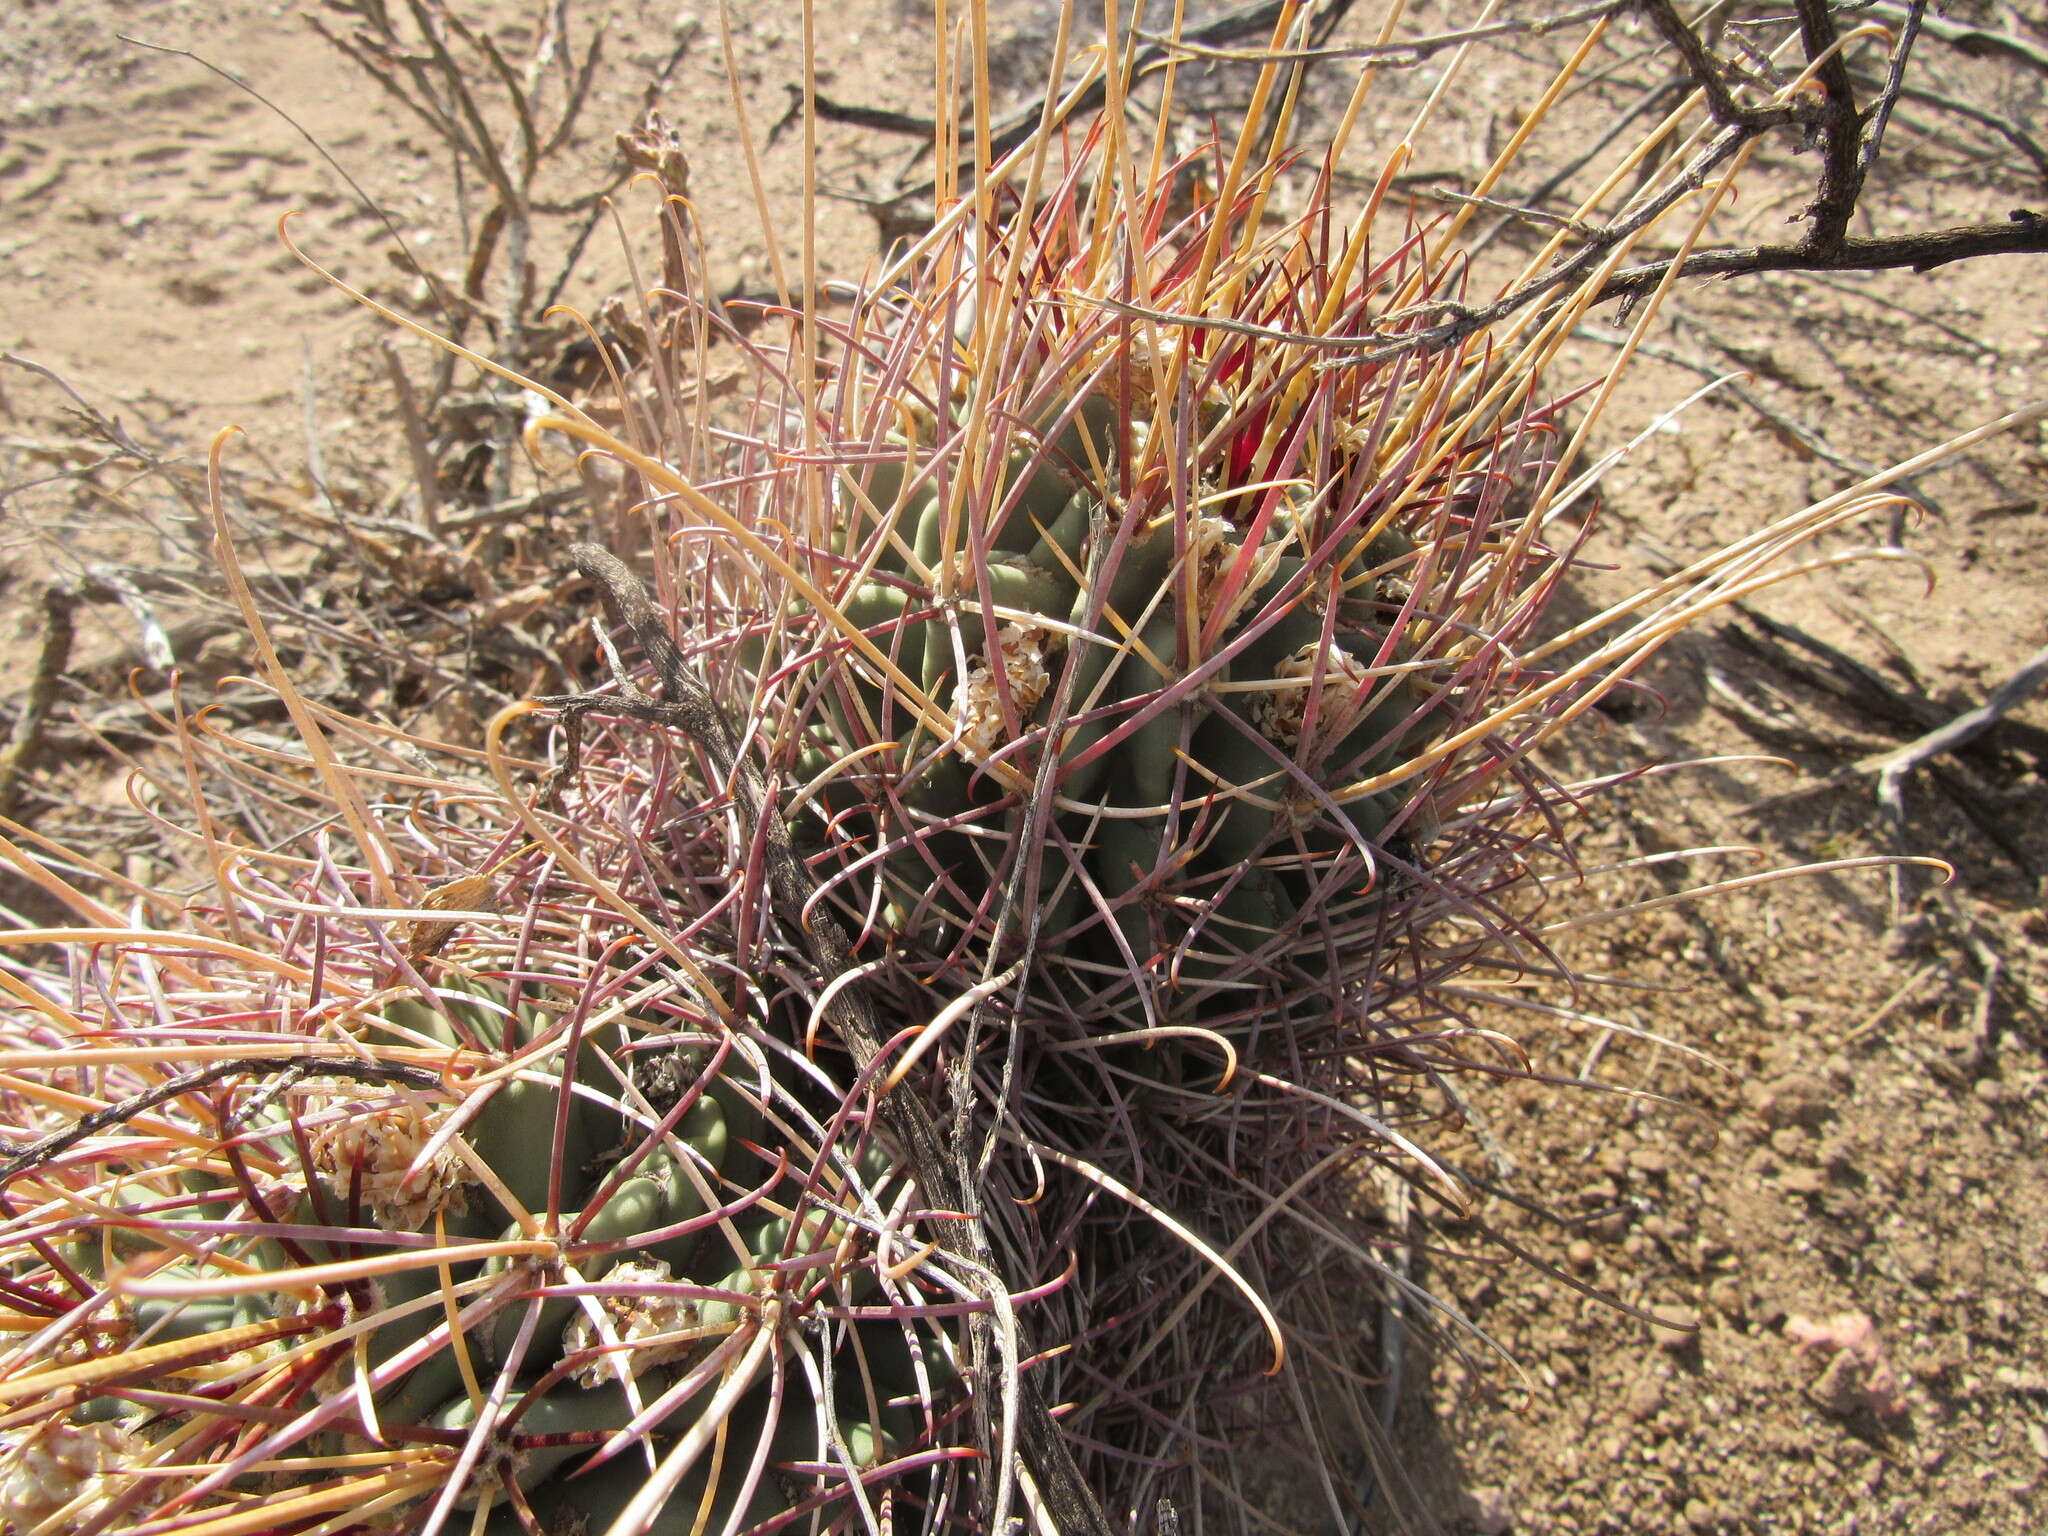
[3, 2, 2046, 1533]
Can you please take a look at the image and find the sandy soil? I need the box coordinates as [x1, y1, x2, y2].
[3, 3, 2045, 1533]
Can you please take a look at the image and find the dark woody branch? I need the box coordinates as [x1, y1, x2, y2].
[1789, 0, 1867, 249]
[1592, 208, 2048, 301]
[1634, 0, 1810, 133]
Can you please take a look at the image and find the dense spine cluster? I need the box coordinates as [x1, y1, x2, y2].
[803, 381, 1459, 1038]
[728, 148, 1575, 1511]
[0, 936, 952, 1536]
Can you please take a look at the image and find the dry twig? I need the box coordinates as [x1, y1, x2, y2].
[0, 1058, 442, 1185]
[0, 586, 80, 819]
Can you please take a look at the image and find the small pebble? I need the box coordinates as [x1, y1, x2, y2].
[1567, 1237, 1598, 1271]
[1707, 1278, 1744, 1317]
[1770, 1125, 1812, 1157]
[1651, 1304, 1700, 1351]
[1623, 1375, 1666, 1421]
[1590, 1211, 1631, 1243]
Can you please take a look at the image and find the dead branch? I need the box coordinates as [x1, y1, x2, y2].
[1635, 0, 1805, 133]
[836, 2, 2042, 349]
[1587, 0, 2048, 297]
[1872, 0, 2048, 78]
[1789, 0, 1866, 247]
[1856, 0, 1927, 185]
[1427, 186, 1600, 237]
[791, 88, 935, 139]
[1712, 607, 2045, 872]
[310, 0, 632, 381]
[1870, 643, 2048, 785]
[0, 1058, 443, 1187]
[379, 339, 443, 533]
[1738, 642, 2048, 822]
[1386, 1, 2042, 312]
[1593, 208, 2048, 300]
[1713, 632, 2037, 875]
[1727, 610, 2048, 767]
[0, 586, 80, 819]
[1842, 959, 1943, 1044]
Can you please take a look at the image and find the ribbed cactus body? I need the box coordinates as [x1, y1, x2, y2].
[797, 381, 1448, 1034]
[15, 975, 933, 1534]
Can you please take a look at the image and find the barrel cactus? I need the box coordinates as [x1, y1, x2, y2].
[454, 129, 1603, 1520]
[765, 157, 1572, 1511]
[808, 375, 1450, 1044]
[0, 694, 965, 1536]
